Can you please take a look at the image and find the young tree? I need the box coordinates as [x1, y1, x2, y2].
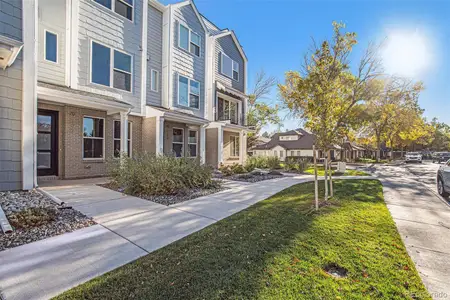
[247, 70, 282, 149]
[279, 22, 380, 208]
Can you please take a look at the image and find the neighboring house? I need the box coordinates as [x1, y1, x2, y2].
[0, 0, 250, 191]
[202, 15, 249, 166]
[342, 141, 366, 161]
[252, 129, 341, 161]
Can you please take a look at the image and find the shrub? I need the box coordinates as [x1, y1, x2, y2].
[231, 164, 247, 174]
[267, 156, 281, 170]
[245, 156, 280, 170]
[219, 164, 234, 176]
[283, 157, 310, 173]
[9, 207, 57, 229]
[108, 153, 218, 196]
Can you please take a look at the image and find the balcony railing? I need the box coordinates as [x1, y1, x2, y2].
[217, 113, 240, 125]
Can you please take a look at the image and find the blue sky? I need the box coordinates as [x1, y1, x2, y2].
[162, 0, 450, 133]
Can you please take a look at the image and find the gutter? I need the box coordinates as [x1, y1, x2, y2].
[0, 206, 13, 234]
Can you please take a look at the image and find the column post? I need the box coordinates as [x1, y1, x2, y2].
[155, 116, 164, 155]
[217, 126, 224, 166]
[199, 125, 206, 164]
[119, 112, 129, 158]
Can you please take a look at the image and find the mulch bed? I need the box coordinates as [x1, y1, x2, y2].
[0, 190, 95, 251]
[99, 182, 227, 206]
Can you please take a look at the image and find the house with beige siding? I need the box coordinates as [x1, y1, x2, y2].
[0, 0, 250, 191]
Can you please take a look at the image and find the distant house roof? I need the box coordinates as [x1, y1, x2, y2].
[343, 141, 366, 151]
[252, 128, 316, 150]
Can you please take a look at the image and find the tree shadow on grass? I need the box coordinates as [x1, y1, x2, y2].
[56, 180, 430, 300]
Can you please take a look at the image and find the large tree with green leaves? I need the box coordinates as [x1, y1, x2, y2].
[246, 70, 282, 149]
[278, 22, 380, 206]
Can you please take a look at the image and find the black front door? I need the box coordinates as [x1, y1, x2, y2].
[37, 110, 58, 176]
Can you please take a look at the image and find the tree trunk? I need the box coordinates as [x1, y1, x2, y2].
[324, 149, 329, 201]
[313, 145, 319, 211]
[328, 150, 333, 197]
[376, 136, 381, 162]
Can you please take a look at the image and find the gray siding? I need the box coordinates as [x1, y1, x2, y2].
[77, 0, 143, 114]
[37, 0, 66, 85]
[171, 4, 206, 118]
[215, 35, 245, 93]
[146, 5, 163, 106]
[0, 0, 22, 191]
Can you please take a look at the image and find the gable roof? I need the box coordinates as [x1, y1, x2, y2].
[252, 128, 316, 150]
[200, 15, 248, 62]
[172, 0, 208, 33]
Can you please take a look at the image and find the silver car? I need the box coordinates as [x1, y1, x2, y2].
[405, 152, 422, 163]
[437, 160, 450, 197]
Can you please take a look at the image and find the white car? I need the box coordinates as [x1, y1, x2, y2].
[405, 152, 422, 163]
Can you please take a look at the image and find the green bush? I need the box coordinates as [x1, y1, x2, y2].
[267, 156, 281, 170]
[283, 157, 310, 173]
[219, 164, 234, 176]
[108, 153, 218, 196]
[245, 156, 280, 170]
[231, 164, 247, 174]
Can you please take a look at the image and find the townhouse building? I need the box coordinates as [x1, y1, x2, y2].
[0, 0, 250, 191]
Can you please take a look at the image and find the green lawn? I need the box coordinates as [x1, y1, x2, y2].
[304, 166, 370, 176]
[56, 180, 429, 300]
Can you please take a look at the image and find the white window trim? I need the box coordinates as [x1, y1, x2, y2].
[44, 29, 58, 64]
[172, 127, 184, 157]
[91, 0, 134, 23]
[220, 52, 239, 82]
[188, 130, 198, 158]
[178, 23, 201, 57]
[113, 120, 132, 158]
[151, 69, 159, 92]
[177, 74, 200, 110]
[230, 135, 239, 158]
[82, 116, 105, 161]
[90, 39, 133, 93]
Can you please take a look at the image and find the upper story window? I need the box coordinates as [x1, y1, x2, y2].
[93, 0, 133, 21]
[45, 30, 58, 63]
[221, 52, 239, 81]
[179, 23, 201, 57]
[151, 69, 159, 92]
[279, 135, 298, 141]
[178, 74, 200, 109]
[217, 97, 238, 125]
[91, 41, 132, 92]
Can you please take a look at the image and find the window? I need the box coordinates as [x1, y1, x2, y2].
[83, 117, 104, 159]
[217, 98, 238, 124]
[220, 52, 239, 81]
[113, 120, 132, 157]
[45, 31, 57, 63]
[178, 74, 200, 109]
[179, 23, 201, 57]
[230, 136, 239, 157]
[188, 130, 197, 157]
[172, 128, 184, 157]
[291, 151, 295, 156]
[274, 150, 277, 157]
[297, 150, 301, 156]
[91, 41, 132, 92]
[280, 151, 284, 158]
[190, 31, 200, 57]
[93, 0, 133, 21]
[151, 69, 159, 92]
[113, 50, 132, 91]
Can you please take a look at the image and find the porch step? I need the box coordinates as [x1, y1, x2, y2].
[37, 175, 59, 182]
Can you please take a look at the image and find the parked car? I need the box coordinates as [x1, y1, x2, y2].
[405, 152, 422, 163]
[437, 160, 450, 197]
[432, 152, 450, 163]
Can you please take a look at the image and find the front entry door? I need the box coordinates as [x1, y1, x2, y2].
[37, 110, 58, 176]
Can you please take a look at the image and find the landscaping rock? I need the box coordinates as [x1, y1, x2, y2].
[227, 173, 283, 183]
[0, 190, 95, 251]
[251, 168, 269, 176]
[268, 170, 283, 176]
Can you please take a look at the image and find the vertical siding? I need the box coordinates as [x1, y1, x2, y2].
[37, 0, 66, 85]
[214, 35, 245, 92]
[77, 0, 143, 114]
[146, 5, 163, 106]
[171, 4, 206, 118]
[0, 0, 22, 190]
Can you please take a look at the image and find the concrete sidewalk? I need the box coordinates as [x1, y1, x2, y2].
[372, 165, 450, 298]
[2, 174, 329, 300]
